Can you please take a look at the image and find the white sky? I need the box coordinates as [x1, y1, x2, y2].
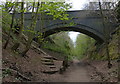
[68, 31, 80, 44]
[66, 0, 89, 10]
[67, 0, 88, 44]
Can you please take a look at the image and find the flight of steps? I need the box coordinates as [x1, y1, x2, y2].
[41, 56, 59, 74]
[31, 42, 60, 74]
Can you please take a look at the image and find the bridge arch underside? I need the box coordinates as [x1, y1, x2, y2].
[42, 24, 104, 43]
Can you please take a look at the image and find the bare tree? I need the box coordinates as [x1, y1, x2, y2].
[98, 0, 112, 68]
[116, 1, 120, 81]
[3, 2, 18, 49]
[11, 1, 24, 51]
[117, 26, 120, 82]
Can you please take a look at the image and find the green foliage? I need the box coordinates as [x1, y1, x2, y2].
[5, 2, 16, 8]
[74, 34, 95, 59]
[1, 1, 72, 54]
[86, 28, 120, 60]
[39, 2, 71, 20]
[2, 11, 12, 32]
[2, 68, 11, 78]
[42, 32, 96, 60]
[42, 32, 74, 58]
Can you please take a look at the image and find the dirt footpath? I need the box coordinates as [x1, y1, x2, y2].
[48, 59, 92, 82]
[62, 59, 91, 82]
[48, 59, 118, 82]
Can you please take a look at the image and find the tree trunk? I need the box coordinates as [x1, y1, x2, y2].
[3, 2, 17, 49]
[117, 27, 120, 81]
[11, 1, 24, 51]
[117, 2, 120, 81]
[98, 1, 112, 68]
[21, 1, 40, 56]
[62, 55, 68, 71]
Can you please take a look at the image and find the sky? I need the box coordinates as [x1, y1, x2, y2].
[66, 0, 88, 10]
[67, 0, 88, 44]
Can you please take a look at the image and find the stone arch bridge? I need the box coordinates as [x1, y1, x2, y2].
[14, 10, 117, 43]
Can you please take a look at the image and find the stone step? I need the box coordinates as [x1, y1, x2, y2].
[42, 62, 54, 65]
[41, 59, 53, 62]
[41, 69, 58, 74]
[43, 56, 53, 59]
[43, 56, 57, 60]
[48, 65, 56, 68]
